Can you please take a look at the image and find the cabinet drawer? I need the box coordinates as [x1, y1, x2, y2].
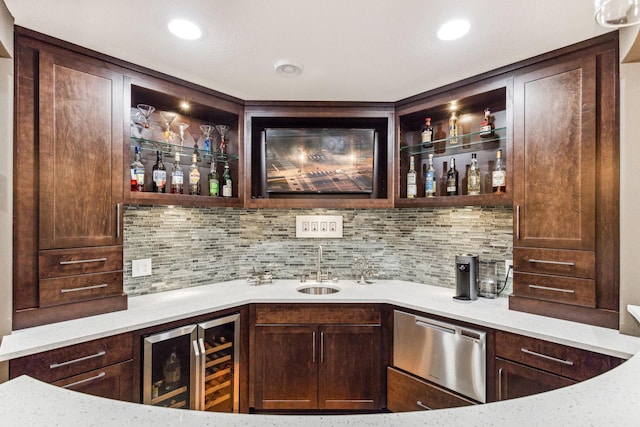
[10, 333, 133, 383]
[494, 331, 621, 381]
[255, 304, 381, 325]
[52, 360, 133, 402]
[387, 367, 474, 412]
[39, 246, 123, 279]
[39, 271, 124, 307]
[513, 272, 595, 308]
[513, 248, 595, 279]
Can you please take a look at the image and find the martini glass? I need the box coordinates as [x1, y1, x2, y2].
[160, 112, 177, 144]
[136, 104, 155, 128]
[215, 124, 230, 155]
[200, 124, 215, 154]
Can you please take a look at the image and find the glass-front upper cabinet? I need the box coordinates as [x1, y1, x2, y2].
[395, 81, 513, 207]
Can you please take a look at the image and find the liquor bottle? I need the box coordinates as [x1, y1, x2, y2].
[407, 156, 417, 198]
[208, 161, 220, 197]
[163, 349, 181, 392]
[480, 108, 495, 138]
[468, 153, 481, 195]
[449, 110, 459, 145]
[131, 147, 145, 192]
[421, 117, 434, 148]
[446, 157, 459, 196]
[222, 162, 232, 197]
[425, 153, 436, 197]
[492, 149, 506, 194]
[170, 152, 184, 194]
[188, 153, 201, 195]
[152, 151, 166, 193]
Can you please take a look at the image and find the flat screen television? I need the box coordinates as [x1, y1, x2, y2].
[265, 128, 376, 194]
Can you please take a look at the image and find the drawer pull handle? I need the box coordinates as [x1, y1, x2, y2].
[498, 368, 503, 400]
[528, 259, 575, 267]
[312, 332, 316, 363]
[59, 258, 108, 265]
[116, 203, 121, 239]
[516, 205, 520, 240]
[521, 348, 574, 366]
[416, 400, 432, 410]
[61, 372, 106, 389]
[528, 284, 575, 294]
[60, 283, 109, 293]
[49, 350, 106, 369]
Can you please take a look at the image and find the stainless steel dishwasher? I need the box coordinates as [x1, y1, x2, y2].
[393, 310, 486, 403]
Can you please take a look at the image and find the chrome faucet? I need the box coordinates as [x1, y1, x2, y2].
[316, 245, 328, 283]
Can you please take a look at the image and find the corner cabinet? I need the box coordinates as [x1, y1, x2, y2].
[124, 76, 244, 207]
[395, 78, 513, 207]
[509, 35, 620, 328]
[250, 304, 387, 411]
[14, 31, 127, 329]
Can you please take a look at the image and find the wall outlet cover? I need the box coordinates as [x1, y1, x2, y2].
[296, 215, 343, 238]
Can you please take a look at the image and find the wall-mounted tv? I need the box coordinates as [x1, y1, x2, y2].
[265, 128, 376, 194]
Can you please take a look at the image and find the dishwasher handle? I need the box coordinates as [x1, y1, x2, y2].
[415, 318, 456, 335]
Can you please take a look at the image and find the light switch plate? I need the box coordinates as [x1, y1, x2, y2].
[132, 258, 152, 277]
[296, 215, 343, 238]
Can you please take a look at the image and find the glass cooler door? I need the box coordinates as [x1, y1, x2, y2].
[197, 313, 240, 413]
[143, 325, 198, 409]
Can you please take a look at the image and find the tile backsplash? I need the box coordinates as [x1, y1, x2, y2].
[124, 206, 513, 297]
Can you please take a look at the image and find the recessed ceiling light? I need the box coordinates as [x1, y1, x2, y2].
[437, 19, 471, 41]
[168, 19, 202, 40]
[274, 60, 304, 78]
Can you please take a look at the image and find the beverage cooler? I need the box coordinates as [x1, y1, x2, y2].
[143, 313, 240, 412]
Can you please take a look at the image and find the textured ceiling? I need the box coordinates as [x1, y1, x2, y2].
[5, 0, 613, 101]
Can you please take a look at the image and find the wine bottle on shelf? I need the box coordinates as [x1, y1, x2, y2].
[492, 149, 506, 194]
[208, 161, 220, 197]
[421, 117, 433, 148]
[449, 110, 459, 145]
[468, 153, 481, 195]
[131, 146, 145, 192]
[170, 152, 184, 194]
[425, 153, 436, 198]
[446, 158, 459, 196]
[152, 151, 166, 193]
[222, 162, 232, 197]
[480, 108, 495, 138]
[407, 155, 417, 199]
[163, 349, 181, 392]
[188, 154, 201, 195]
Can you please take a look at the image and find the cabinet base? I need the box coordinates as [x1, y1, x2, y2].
[508, 295, 618, 329]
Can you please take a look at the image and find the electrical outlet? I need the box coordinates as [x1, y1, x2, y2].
[296, 215, 343, 238]
[132, 258, 152, 277]
[505, 259, 513, 278]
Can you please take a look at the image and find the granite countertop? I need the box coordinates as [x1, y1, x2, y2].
[1, 282, 640, 426]
[1, 279, 639, 361]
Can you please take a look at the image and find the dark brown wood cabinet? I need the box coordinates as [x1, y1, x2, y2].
[10, 333, 134, 402]
[493, 330, 622, 401]
[14, 30, 127, 330]
[509, 34, 620, 329]
[251, 304, 386, 411]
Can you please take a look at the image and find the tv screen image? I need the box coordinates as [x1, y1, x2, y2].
[265, 128, 375, 194]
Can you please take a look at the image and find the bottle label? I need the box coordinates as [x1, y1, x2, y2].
[209, 180, 219, 196]
[421, 130, 432, 143]
[135, 168, 145, 185]
[189, 170, 200, 185]
[492, 171, 506, 186]
[447, 185, 457, 192]
[153, 170, 166, 187]
[407, 174, 417, 185]
[407, 183, 417, 198]
[172, 172, 183, 185]
[425, 171, 435, 194]
[222, 184, 232, 197]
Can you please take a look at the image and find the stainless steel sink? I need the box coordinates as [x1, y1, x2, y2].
[297, 285, 341, 295]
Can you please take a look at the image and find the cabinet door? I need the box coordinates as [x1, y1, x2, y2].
[38, 50, 124, 249]
[318, 325, 383, 410]
[253, 325, 317, 410]
[52, 360, 133, 402]
[495, 358, 576, 401]
[513, 56, 596, 251]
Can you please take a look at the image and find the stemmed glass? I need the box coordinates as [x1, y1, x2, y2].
[160, 112, 177, 144]
[200, 124, 215, 155]
[215, 124, 230, 155]
[136, 104, 155, 128]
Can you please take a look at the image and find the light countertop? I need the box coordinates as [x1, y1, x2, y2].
[1, 282, 640, 426]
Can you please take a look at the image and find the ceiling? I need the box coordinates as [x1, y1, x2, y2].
[5, 0, 613, 102]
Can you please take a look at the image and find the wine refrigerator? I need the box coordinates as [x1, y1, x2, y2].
[142, 313, 240, 412]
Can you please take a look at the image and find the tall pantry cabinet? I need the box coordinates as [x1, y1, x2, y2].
[509, 35, 619, 329]
[13, 29, 127, 329]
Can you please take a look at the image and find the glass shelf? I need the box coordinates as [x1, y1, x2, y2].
[131, 136, 239, 164]
[400, 127, 506, 156]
